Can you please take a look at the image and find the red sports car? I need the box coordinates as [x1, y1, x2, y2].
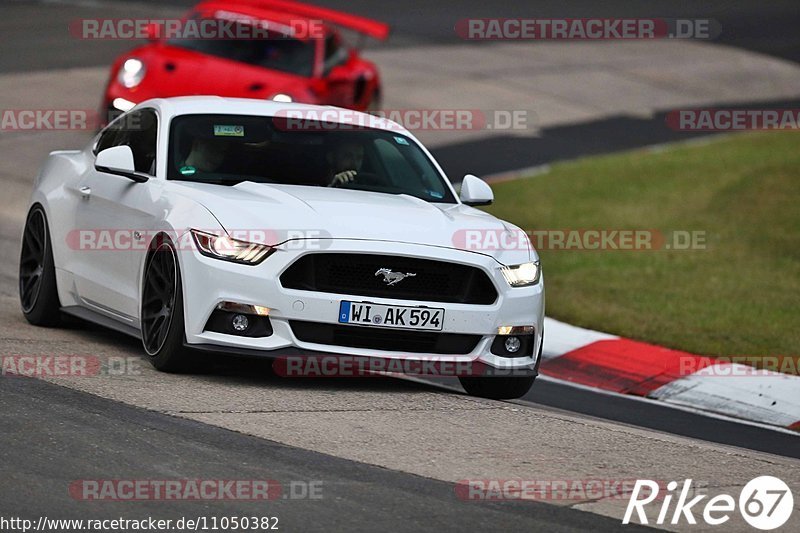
[102, 0, 389, 120]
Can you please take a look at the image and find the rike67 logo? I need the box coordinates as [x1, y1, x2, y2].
[623, 476, 794, 529]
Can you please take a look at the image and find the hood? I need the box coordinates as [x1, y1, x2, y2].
[168, 181, 533, 264]
[130, 45, 310, 100]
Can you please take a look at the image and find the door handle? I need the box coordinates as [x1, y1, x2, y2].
[79, 186, 91, 199]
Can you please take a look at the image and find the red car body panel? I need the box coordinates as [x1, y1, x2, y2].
[102, 0, 389, 118]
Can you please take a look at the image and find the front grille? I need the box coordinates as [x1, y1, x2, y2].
[280, 253, 498, 305]
[290, 321, 482, 354]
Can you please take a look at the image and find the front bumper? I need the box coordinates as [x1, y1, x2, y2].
[175, 239, 544, 373]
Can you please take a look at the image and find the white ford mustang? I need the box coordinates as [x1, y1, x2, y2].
[20, 97, 544, 399]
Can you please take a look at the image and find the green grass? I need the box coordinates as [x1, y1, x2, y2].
[485, 131, 800, 362]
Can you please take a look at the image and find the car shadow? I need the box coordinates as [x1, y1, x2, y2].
[58, 313, 452, 395]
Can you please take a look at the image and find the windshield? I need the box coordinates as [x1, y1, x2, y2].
[167, 18, 316, 77]
[167, 114, 457, 203]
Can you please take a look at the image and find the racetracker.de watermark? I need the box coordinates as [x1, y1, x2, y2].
[0, 355, 141, 377]
[679, 356, 800, 377]
[272, 355, 533, 378]
[455, 479, 672, 501]
[452, 229, 707, 251]
[68, 479, 322, 501]
[667, 109, 800, 131]
[455, 18, 720, 40]
[0, 109, 145, 131]
[273, 108, 530, 132]
[1, 109, 98, 131]
[66, 229, 331, 252]
[69, 16, 325, 40]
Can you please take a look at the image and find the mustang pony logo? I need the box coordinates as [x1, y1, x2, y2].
[375, 268, 417, 286]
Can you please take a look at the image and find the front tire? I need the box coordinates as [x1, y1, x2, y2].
[141, 240, 190, 372]
[459, 375, 535, 400]
[460, 333, 543, 400]
[19, 205, 61, 326]
[367, 89, 382, 113]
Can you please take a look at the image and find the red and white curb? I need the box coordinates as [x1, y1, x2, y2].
[541, 318, 800, 431]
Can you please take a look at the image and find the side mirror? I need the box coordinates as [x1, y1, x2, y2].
[460, 174, 493, 206]
[95, 146, 148, 183]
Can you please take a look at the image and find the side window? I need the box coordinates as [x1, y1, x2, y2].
[323, 34, 348, 75]
[93, 109, 158, 175]
[119, 109, 158, 175]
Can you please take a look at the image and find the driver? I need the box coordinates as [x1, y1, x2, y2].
[181, 137, 231, 174]
[326, 141, 364, 187]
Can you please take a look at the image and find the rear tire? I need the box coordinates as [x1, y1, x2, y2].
[19, 205, 61, 327]
[141, 240, 191, 372]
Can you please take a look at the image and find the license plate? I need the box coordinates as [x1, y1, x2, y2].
[338, 301, 444, 331]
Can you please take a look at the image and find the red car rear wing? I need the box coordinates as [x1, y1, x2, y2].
[203, 0, 390, 40]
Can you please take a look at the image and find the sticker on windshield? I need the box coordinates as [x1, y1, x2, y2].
[428, 190, 444, 199]
[394, 136, 409, 145]
[214, 125, 245, 137]
[179, 165, 196, 176]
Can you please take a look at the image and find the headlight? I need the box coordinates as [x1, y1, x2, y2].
[501, 261, 541, 287]
[271, 93, 293, 102]
[190, 230, 275, 265]
[117, 58, 146, 88]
